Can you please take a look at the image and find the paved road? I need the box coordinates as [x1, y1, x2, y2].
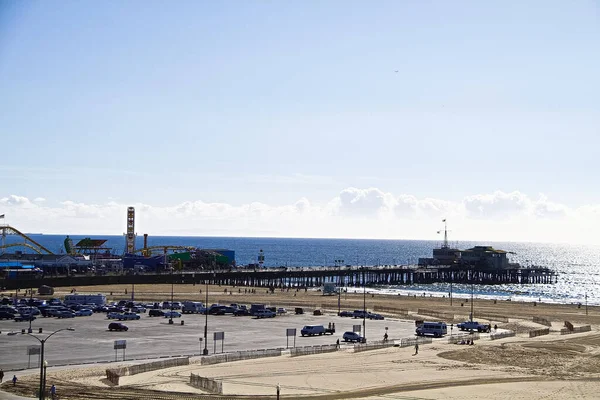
[0, 311, 416, 371]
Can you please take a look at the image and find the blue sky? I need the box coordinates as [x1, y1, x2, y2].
[0, 1, 599, 242]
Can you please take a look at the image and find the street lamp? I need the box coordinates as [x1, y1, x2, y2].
[470, 265, 475, 322]
[203, 272, 210, 355]
[26, 327, 75, 400]
[363, 270, 366, 342]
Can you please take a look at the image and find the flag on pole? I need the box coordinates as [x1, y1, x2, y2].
[0, 214, 4, 219]
[442, 219, 446, 222]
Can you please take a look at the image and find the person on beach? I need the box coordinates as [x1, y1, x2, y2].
[383, 332, 388, 342]
[414, 343, 419, 355]
[12, 375, 17, 386]
[0, 368, 4, 382]
[336, 338, 340, 348]
[50, 384, 56, 399]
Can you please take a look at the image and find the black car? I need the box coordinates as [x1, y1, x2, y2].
[108, 322, 128, 331]
[0, 311, 15, 320]
[148, 309, 164, 317]
[338, 311, 353, 317]
[233, 308, 250, 316]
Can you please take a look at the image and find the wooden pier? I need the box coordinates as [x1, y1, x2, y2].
[0, 264, 556, 291]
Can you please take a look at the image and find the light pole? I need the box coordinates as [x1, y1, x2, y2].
[336, 259, 344, 315]
[26, 327, 75, 400]
[169, 266, 174, 325]
[203, 272, 210, 355]
[363, 270, 366, 342]
[470, 266, 474, 322]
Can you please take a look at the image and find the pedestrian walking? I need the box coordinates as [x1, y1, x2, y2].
[414, 342, 419, 355]
[336, 338, 340, 348]
[12, 375, 17, 386]
[50, 384, 56, 399]
[0, 368, 4, 383]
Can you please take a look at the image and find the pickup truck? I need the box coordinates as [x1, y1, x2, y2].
[456, 321, 491, 332]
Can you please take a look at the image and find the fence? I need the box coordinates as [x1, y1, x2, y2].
[528, 328, 550, 338]
[290, 344, 338, 357]
[417, 308, 453, 321]
[190, 373, 222, 394]
[476, 313, 510, 323]
[490, 330, 516, 340]
[353, 340, 396, 353]
[399, 337, 432, 348]
[448, 332, 480, 344]
[106, 357, 189, 385]
[199, 348, 283, 365]
[532, 316, 552, 327]
[373, 305, 409, 316]
[560, 325, 591, 335]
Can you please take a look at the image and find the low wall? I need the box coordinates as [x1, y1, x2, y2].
[528, 328, 550, 338]
[532, 316, 552, 327]
[373, 305, 409, 316]
[560, 325, 591, 335]
[200, 348, 282, 365]
[490, 330, 516, 340]
[106, 357, 189, 386]
[417, 308, 453, 321]
[190, 373, 222, 394]
[353, 340, 396, 353]
[448, 332, 480, 344]
[290, 344, 338, 357]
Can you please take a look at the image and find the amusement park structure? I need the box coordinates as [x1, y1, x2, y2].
[0, 225, 54, 255]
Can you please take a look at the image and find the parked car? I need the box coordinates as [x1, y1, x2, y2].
[352, 310, 369, 319]
[75, 309, 93, 317]
[148, 309, 165, 317]
[368, 313, 385, 320]
[108, 322, 128, 331]
[0, 311, 16, 320]
[118, 312, 141, 321]
[342, 331, 363, 342]
[107, 312, 122, 319]
[254, 309, 276, 318]
[233, 308, 250, 316]
[164, 311, 182, 318]
[14, 314, 36, 322]
[277, 308, 287, 314]
[56, 310, 75, 319]
[338, 311, 353, 317]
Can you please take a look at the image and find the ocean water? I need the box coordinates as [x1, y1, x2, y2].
[4, 234, 599, 306]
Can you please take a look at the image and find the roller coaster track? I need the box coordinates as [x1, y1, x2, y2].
[0, 225, 54, 254]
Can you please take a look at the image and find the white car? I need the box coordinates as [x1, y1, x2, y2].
[277, 308, 287, 314]
[164, 311, 182, 318]
[118, 312, 141, 320]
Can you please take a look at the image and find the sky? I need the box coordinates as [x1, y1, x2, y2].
[0, 1, 599, 243]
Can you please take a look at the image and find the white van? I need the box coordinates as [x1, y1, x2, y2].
[415, 322, 447, 337]
[301, 325, 326, 336]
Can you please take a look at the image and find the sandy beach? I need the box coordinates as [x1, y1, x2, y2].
[2, 283, 599, 399]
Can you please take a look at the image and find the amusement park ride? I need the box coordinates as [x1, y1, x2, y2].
[0, 208, 215, 264]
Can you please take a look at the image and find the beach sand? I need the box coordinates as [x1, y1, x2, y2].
[2, 283, 599, 399]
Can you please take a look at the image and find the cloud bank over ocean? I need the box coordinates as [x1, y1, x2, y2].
[1, 189, 597, 244]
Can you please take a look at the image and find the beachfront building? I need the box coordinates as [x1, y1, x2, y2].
[460, 246, 511, 269]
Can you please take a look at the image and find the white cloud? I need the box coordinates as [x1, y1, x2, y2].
[0, 189, 598, 244]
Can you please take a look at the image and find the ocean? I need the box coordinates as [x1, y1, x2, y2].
[4, 234, 600, 306]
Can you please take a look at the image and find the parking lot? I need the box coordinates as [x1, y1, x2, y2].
[0, 309, 417, 371]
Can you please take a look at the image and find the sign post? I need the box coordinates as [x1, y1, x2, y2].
[27, 345, 40, 369]
[286, 328, 296, 348]
[114, 340, 127, 361]
[213, 332, 224, 354]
